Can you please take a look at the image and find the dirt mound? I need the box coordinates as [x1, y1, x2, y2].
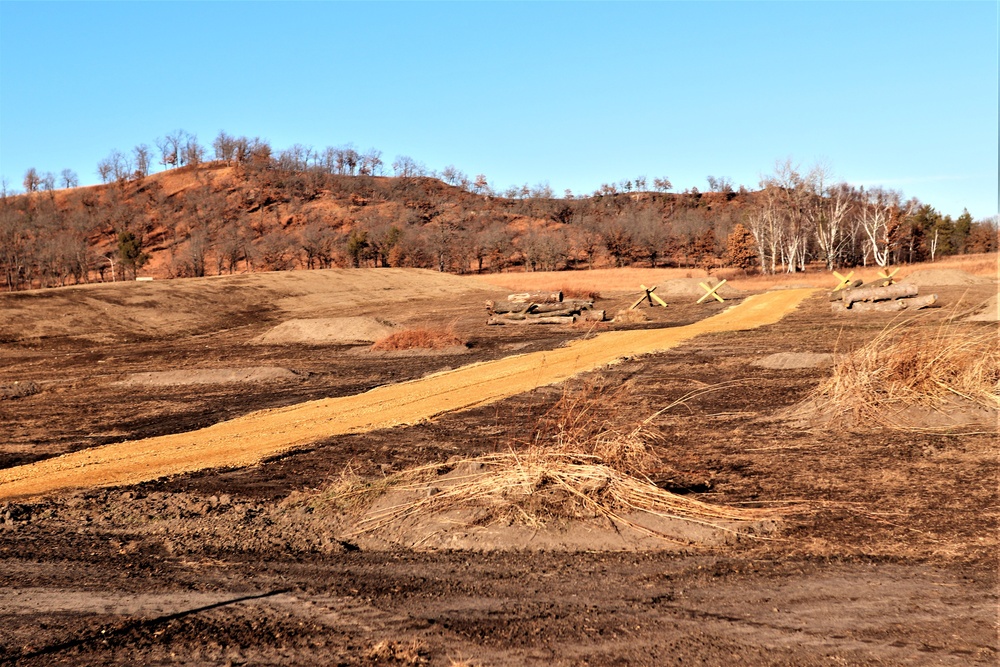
[316, 455, 778, 552]
[783, 395, 998, 432]
[964, 294, 1000, 322]
[903, 269, 994, 287]
[753, 352, 837, 369]
[119, 367, 302, 387]
[252, 317, 400, 345]
[654, 277, 743, 299]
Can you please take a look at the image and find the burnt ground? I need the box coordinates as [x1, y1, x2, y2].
[0, 280, 997, 665]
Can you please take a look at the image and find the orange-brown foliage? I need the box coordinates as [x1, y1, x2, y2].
[371, 328, 466, 351]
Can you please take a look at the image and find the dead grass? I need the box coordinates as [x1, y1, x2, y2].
[613, 308, 649, 324]
[321, 385, 777, 542]
[371, 327, 465, 351]
[813, 318, 1000, 429]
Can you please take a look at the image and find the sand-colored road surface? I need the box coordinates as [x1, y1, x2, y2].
[0, 289, 816, 500]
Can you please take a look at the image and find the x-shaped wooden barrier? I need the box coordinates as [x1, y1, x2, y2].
[877, 267, 899, 286]
[696, 279, 727, 304]
[832, 270, 854, 291]
[630, 284, 668, 310]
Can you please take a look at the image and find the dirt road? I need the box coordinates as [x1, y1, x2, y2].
[0, 289, 816, 500]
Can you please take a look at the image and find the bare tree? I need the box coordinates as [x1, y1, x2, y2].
[652, 176, 672, 192]
[213, 131, 238, 163]
[60, 169, 79, 189]
[360, 148, 383, 176]
[133, 144, 152, 178]
[392, 155, 424, 178]
[22, 168, 41, 192]
[859, 187, 905, 267]
[182, 135, 204, 167]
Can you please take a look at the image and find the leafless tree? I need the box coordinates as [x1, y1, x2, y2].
[859, 187, 906, 267]
[392, 155, 424, 178]
[22, 168, 41, 192]
[652, 176, 672, 192]
[213, 131, 238, 163]
[360, 148, 383, 176]
[133, 144, 152, 178]
[60, 169, 79, 189]
[182, 135, 204, 167]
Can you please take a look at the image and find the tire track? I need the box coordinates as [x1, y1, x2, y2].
[0, 289, 816, 500]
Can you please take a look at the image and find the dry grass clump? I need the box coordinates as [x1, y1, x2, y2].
[613, 308, 649, 324]
[561, 286, 601, 301]
[815, 319, 999, 427]
[323, 386, 774, 542]
[371, 327, 465, 351]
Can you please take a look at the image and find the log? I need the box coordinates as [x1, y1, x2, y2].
[486, 300, 533, 314]
[842, 282, 918, 305]
[487, 315, 576, 326]
[508, 291, 562, 303]
[580, 309, 606, 322]
[833, 293, 938, 314]
[828, 279, 863, 300]
[526, 308, 578, 318]
[530, 300, 593, 314]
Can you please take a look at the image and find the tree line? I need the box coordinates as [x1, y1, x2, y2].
[2, 130, 996, 291]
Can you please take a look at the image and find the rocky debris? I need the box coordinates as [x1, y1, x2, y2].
[0, 381, 40, 400]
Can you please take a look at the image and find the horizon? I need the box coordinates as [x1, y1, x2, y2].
[1, 2, 997, 219]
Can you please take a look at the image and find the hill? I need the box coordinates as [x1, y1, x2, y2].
[1, 159, 994, 291]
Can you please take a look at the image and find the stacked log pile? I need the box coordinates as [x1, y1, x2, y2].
[486, 291, 605, 325]
[830, 282, 937, 313]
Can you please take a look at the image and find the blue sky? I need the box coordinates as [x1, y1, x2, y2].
[1, 1, 996, 218]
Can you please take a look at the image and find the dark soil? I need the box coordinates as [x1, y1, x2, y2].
[0, 282, 996, 665]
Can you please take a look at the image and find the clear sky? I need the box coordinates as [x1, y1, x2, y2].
[1, 1, 996, 219]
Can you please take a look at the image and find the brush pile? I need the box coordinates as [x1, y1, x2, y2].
[320, 388, 777, 545]
[811, 320, 999, 429]
[486, 291, 604, 325]
[830, 281, 937, 313]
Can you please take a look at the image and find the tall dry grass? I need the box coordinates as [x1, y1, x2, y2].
[814, 318, 999, 428]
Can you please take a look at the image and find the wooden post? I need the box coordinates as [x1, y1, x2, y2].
[696, 280, 727, 304]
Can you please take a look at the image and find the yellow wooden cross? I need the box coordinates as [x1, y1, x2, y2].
[832, 270, 854, 291]
[630, 284, 668, 309]
[877, 267, 899, 286]
[696, 279, 727, 304]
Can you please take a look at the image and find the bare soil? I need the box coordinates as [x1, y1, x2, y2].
[0, 269, 996, 665]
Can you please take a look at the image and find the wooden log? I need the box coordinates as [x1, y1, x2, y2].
[508, 291, 562, 303]
[842, 282, 918, 305]
[828, 279, 863, 301]
[580, 309, 606, 322]
[526, 308, 578, 318]
[486, 300, 533, 314]
[488, 299, 592, 314]
[530, 300, 593, 314]
[834, 293, 938, 314]
[488, 315, 575, 325]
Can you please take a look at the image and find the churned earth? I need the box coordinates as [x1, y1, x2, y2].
[0, 268, 996, 665]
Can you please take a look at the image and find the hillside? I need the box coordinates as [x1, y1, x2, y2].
[1, 160, 994, 291]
